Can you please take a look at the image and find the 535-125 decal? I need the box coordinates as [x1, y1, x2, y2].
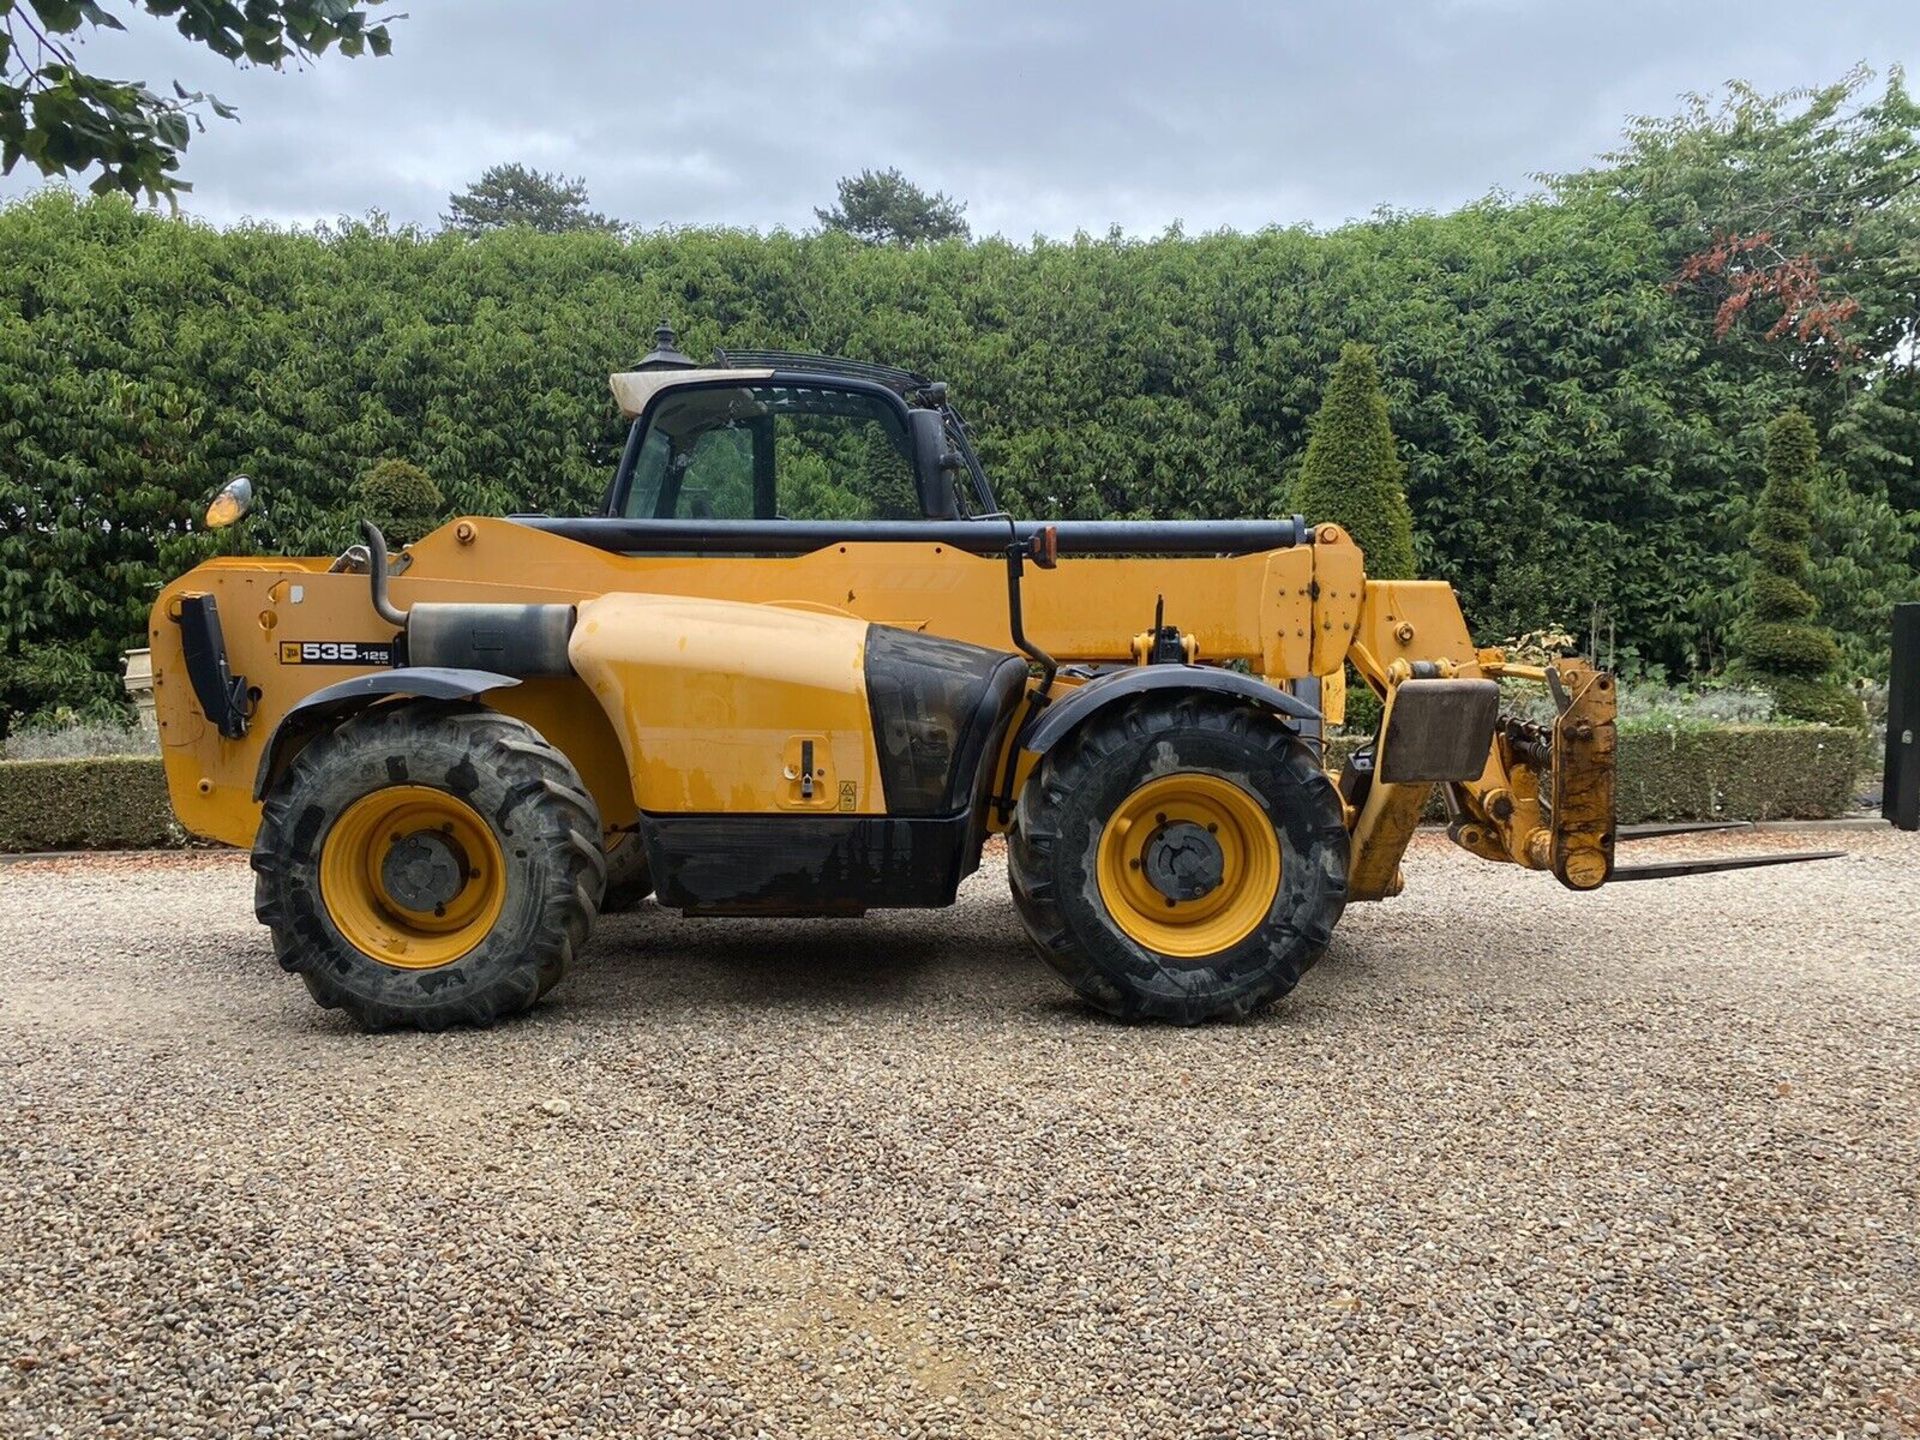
[279, 640, 396, 666]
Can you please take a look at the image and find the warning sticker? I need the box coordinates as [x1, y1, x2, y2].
[838, 781, 858, 812]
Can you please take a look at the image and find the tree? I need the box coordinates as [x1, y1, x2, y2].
[1560, 66, 1920, 365]
[0, 640, 125, 735]
[441, 164, 620, 236]
[1737, 411, 1863, 727]
[1290, 343, 1417, 579]
[1804, 462, 1920, 677]
[356, 459, 444, 547]
[1553, 67, 1920, 520]
[815, 167, 969, 246]
[0, 1, 394, 204]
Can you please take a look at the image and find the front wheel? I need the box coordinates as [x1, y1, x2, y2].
[1008, 695, 1348, 1024]
[252, 702, 606, 1030]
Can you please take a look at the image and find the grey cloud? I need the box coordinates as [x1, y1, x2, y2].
[2, 0, 1915, 235]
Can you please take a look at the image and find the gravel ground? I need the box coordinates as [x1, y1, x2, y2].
[2, 827, 1917, 1439]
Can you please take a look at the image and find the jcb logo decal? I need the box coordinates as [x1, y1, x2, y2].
[280, 640, 395, 666]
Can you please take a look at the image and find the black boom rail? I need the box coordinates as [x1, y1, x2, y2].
[513, 516, 1310, 558]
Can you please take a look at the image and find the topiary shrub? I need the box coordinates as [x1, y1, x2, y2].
[355, 459, 446, 547]
[1770, 676, 1871, 731]
[1737, 412, 1863, 728]
[1290, 342, 1417, 580]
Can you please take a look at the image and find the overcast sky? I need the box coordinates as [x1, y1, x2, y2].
[4, 1, 1917, 236]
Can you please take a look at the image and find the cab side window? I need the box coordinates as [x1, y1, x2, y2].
[674, 428, 754, 519]
[622, 384, 920, 521]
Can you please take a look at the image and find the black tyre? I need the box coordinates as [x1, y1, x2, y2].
[1008, 695, 1348, 1024]
[600, 833, 654, 913]
[253, 701, 606, 1031]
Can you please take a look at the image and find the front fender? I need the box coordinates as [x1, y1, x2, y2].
[1023, 665, 1319, 754]
[252, 667, 520, 799]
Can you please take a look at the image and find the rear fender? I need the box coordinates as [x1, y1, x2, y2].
[252, 667, 520, 800]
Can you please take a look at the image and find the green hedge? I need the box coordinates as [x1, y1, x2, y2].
[0, 756, 178, 851]
[1611, 722, 1863, 822]
[0, 724, 1866, 854]
[6, 146, 1920, 730]
[1326, 722, 1862, 824]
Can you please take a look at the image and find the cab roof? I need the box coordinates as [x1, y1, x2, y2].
[609, 350, 943, 420]
[609, 368, 772, 420]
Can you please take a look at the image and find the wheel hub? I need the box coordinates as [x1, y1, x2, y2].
[381, 829, 469, 913]
[321, 786, 506, 970]
[1093, 772, 1282, 959]
[1143, 820, 1225, 902]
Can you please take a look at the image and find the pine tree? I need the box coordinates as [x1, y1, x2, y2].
[815, 168, 969, 246]
[442, 164, 621, 236]
[1291, 343, 1416, 579]
[1740, 411, 1864, 727]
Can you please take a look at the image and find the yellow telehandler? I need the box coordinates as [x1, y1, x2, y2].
[148, 337, 1825, 1028]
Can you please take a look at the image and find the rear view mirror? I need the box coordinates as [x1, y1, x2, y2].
[908, 409, 962, 520]
[204, 475, 254, 529]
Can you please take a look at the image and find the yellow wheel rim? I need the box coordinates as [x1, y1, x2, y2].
[319, 786, 507, 970]
[1095, 772, 1281, 958]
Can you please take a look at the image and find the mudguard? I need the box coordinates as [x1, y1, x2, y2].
[1023, 665, 1319, 755]
[251, 667, 520, 800]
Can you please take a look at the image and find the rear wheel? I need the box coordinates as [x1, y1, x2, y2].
[1009, 695, 1348, 1023]
[253, 702, 606, 1030]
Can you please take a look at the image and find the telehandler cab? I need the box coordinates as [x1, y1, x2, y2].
[150, 333, 1829, 1028]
